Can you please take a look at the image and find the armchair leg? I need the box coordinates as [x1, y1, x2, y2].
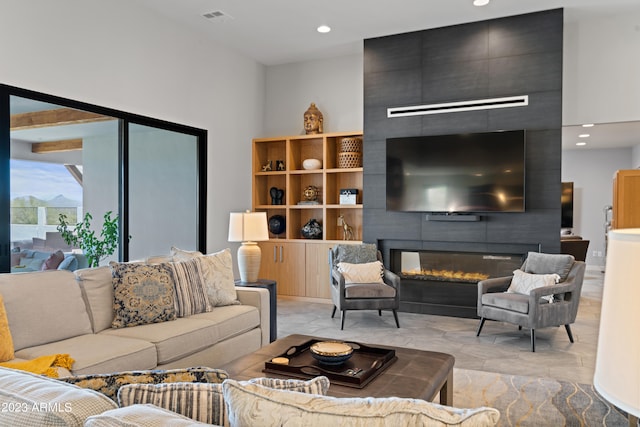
[476, 318, 486, 337]
[518, 325, 522, 330]
[565, 324, 574, 343]
[340, 311, 346, 330]
[331, 305, 337, 318]
[378, 310, 382, 316]
[392, 310, 400, 328]
[531, 329, 536, 352]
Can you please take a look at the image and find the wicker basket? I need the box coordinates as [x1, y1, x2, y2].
[338, 152, 363, 168]
[339, 137, 363, 153]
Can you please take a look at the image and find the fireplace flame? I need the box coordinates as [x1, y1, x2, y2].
[401, 268, 489, 283]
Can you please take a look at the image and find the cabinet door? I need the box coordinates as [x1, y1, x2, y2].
[613, 170, 640, 229]
[305, 243, 334, 299]
[258, 241, 306, 296]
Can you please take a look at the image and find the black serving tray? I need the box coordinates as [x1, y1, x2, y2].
[263, 338, 397, 388]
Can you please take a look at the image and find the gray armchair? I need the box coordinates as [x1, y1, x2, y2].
[329, 244, 400, 330]
[476, 252, 586, 352]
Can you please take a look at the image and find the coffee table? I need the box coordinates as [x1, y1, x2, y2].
[220, 334, 455, 405]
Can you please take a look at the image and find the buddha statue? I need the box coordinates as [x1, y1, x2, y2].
[303, 103, 323, 135]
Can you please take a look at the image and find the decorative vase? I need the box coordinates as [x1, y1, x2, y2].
[302, 158, 322, 170]
[301, 218, 322, 239]
[268, 215, 286, 236]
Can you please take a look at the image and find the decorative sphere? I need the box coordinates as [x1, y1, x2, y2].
[268, 215, 286, 235]
[302, 158, 322, 170]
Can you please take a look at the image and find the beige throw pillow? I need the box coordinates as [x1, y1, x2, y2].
[337, 261, 385, 284]
[507, 269, 560, 302]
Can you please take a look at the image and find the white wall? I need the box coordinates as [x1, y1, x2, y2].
[562, 148, 632, 268]
[0, 0, 265, 255]
[264, 54, 363, 136]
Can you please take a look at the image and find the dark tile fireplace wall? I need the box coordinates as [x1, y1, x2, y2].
[362, 9, 563, 315]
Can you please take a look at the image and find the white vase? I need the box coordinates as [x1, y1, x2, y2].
[302, 158, 322, 170]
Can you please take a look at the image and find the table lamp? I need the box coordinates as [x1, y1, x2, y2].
[594, 228, 640, 426]
[228, 211, 269, 283]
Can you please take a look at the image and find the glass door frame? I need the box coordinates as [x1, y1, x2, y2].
[0, 83, 207, 271]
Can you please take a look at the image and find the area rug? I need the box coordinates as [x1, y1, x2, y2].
[453, 368, 628, 426]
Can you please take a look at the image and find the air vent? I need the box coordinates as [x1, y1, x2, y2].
[203, 10, 234, 22]
[387, 95, 529, 118]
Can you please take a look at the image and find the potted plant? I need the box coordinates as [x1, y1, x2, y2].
[57, 211, 119, 268]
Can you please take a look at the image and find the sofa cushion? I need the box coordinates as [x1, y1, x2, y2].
[169, 258, 212, 317]
[59, 366, 228, 401]
[15, 334, 157, 375]
[75, 266, 115, 333]
[0, 366, 117, 426]
[345, 282, 397, 299]
[0, 270, 93, 351]
[110, 262, 177, 328]
[481, 292, 533, 314]
[119, 376, 330, 426]
[0, 294, 15, 362]
[85, 404, 210, 427]
[102, 305, 259, 364]
[222, 379, 500, 427]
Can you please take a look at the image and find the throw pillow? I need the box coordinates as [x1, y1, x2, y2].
[58, 254, 78, 271]
[522, 252, 574, 282]
[85, 404, 209, 426]
[170, 246, 204, 262]
[337, 261, 385, 284]
[19, 257, 44, 271]
[334, 243, 378, 264]
[169, 258, 212, 317]
[41, 250, 65, 270]
[222, 379, 500, 427]
[507, 269, 560, 302]
[0, 295, 14, 362]
[197, 248, 240, 307]
[110, 262, 177, 328]
[59, 367, 228, 401]
[118, 376, 330, 426]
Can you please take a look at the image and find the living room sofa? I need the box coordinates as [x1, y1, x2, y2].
[10, 249, 89, 272]
[0, 263, 269, 376]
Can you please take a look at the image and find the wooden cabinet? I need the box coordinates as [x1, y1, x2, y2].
[253, 132, 363, 298]
[612, 170, 640, 229]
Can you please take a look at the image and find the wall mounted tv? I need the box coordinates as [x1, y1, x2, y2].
[386, 130, 526, 213]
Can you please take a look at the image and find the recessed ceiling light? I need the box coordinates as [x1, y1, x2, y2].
[576, 142, 587, 146]
[317, 25, 331, 33]
[473, 0, 490, 6]
[579, 134, 590, 138]
[582, 123, 594, 127]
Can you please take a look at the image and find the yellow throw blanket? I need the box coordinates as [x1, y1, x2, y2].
[0, 354, 74, 378]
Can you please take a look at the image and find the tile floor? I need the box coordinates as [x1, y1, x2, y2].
[276, 266, 604, 384]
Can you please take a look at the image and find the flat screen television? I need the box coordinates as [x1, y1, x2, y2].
[561, 182, 574, 228]
[386, 130, 526, 213]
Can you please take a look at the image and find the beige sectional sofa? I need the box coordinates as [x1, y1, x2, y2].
[0, 266, 269, 376]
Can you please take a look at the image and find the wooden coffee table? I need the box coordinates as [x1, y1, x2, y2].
[220, 334, 455, 405]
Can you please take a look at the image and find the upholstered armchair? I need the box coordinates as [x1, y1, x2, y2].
[476, 252, 586, 352]
[329, 244, 400, 330]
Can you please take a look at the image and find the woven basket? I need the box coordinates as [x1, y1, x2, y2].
[338, 152, 363, 168]
[339, 137, 363, 153]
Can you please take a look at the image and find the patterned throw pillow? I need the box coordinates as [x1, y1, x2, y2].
[110, 262, 176, 328]
[118, 376, 330, 426]
[334, 243, 378, 264]
[59, 367, 228, 402]
[223, 379, 500, 427]
[197, 248, 240, 307]
[507, 269, 560, 302]
[337, 261, 385, 284]
[169, 258, 212, 317]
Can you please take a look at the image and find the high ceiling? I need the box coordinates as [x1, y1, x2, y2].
[132, 0, 640, 66]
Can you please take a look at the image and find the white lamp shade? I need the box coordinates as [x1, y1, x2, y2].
[228, 212, 269, 242]
[594, 228, 640, 418]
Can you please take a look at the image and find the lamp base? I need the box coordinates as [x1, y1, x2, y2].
[237, 242, 262, 283]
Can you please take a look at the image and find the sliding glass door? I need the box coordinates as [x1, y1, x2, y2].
[0, 84, 207, 272]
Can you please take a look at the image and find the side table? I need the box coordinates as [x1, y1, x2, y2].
[235, 279, 277, 342]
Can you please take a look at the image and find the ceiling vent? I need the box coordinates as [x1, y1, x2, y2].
[203, 10, 234, 22]
[387, 95, 529, 118]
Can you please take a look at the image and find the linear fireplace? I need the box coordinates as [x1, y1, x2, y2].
[390, 249, 525, 318]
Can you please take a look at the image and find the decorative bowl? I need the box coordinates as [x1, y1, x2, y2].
[310, 341, 353, 365]
[302, 158, 322, 170]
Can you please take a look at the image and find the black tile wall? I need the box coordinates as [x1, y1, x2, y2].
[363, 9, 563, 256]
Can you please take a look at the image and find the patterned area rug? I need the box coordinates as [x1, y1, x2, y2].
[453, 368, 628, 426]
